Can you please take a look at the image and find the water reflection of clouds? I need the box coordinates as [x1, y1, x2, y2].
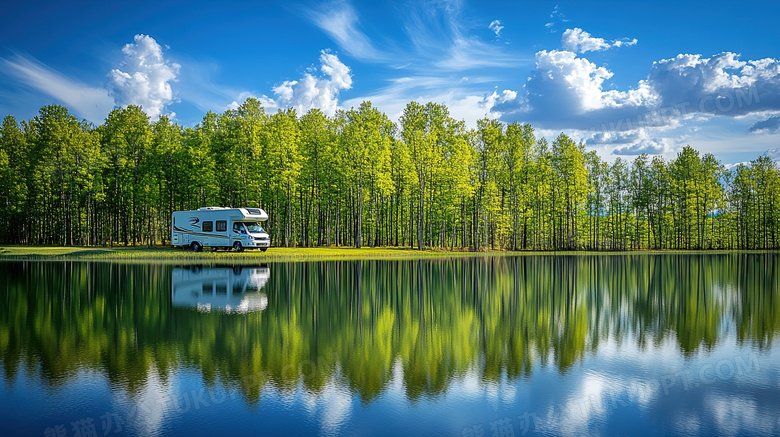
[558, 336, 780, 436]
[109, 353, 778, 437]
[112, 366, 177, 436]
[672, 411, 701, 435]
[483, 377, 518, 407]
[305, 381, 353, 436]
[453, 331, 779, 436]
[707, 394, 779, 435]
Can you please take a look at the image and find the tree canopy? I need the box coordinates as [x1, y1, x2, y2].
[1, 101, 779, 250]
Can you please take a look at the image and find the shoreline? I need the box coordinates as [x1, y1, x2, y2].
[0, 245, 778, 264]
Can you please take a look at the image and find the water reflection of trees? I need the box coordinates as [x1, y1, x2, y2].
[0, 255, 778, 403]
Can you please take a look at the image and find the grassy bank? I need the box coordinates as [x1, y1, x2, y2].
[0, 245, 511, 263]
[2, 246, 776, 264]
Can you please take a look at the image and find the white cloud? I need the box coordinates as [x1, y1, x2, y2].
[535, 49, 615, 111]
[562, 28, 637, 54]
[482, 88, 518, 111]
[489, 20, 504, 38]
[434, 37, 521, 71]
[0, 34, 180, 123]
[586, 130, 644, 146]
[749, 115, 780, 133]
[226, 91, 274, 111]
[612, 138, 670, 155]
[399, 1, 521, 72]
[0, 54, 115, 124]
[545, 5, 569, 33]
[762, 147, 780, 161]
[110, 34, 180, 120]
[492, 49, 780, 137]
[237, 51, 352, 117]
[654, 53, 746, 93]
[271, 51, 352, 116]
[512, 49, 654, 121]
[644, 52, 780, 117]
[726, 147, 780, 169]
[307, 0, 383, 61]
[584, 128, 675, 157]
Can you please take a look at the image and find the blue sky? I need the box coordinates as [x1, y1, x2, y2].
[2, 0, 780, 165]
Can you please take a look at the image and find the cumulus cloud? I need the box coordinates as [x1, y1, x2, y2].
[584, 128, 673, 156]
[489, 20, 504, 38]
[748, 114, 780, 133]
[236, 51, 352, 117]
[0, 54, 115, 124]
[271, 51, 351, 116]
[0, 34, 180, 123]
[562, 28, 637, 54]
[491, 49, 780, 134]
[612, 138, 668, 155]
[763, 147, 780, 161]
[494, 49, 655, 126]
[586, 130, 644, 146]
[110, 34, 180, 120]
[481, 88, 519, 114]
[643, 52, 777, 117]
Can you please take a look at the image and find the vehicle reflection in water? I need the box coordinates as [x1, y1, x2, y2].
[171, 265, 270, 313]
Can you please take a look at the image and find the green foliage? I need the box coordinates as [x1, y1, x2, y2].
[2, 101, 780, 249]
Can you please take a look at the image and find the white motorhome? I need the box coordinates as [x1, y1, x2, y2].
[171, 207, 271, 252]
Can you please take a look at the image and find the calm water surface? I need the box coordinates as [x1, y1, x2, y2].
[1, 254, 779, 436]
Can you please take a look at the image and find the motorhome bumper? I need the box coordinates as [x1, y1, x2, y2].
[248, 240, 270, 247]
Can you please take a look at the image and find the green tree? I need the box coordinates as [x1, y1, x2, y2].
[264, 108, 302, 246]
[0, 116, 28, 243]
[101, 105, 151, 245]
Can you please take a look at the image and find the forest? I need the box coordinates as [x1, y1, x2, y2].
[0, 99, 778, 250]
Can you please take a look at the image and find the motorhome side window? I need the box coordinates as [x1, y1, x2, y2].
[216, 220, 227, 232]
[233, 223, 246, 234]
[203, 221, 213, 232]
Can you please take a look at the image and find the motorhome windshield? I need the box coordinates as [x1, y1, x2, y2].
[245, 222, 264, 233]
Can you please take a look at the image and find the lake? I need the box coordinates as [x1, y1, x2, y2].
[1, 254, 779, 436]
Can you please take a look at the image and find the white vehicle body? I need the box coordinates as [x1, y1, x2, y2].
[171, 207, 271, 251]
[171, 265, 270, 314]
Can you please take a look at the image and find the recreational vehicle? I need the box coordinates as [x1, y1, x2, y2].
[171, 207, 271, 252]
